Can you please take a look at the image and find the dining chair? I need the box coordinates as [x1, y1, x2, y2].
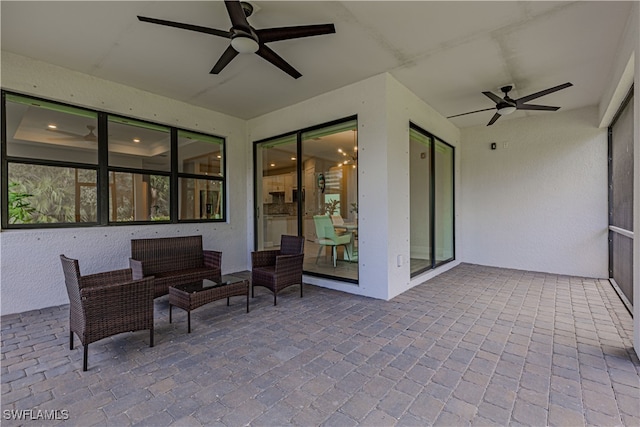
[313, 215, 352, 267]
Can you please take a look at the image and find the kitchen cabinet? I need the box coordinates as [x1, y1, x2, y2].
[271, 175, 284, 192]
[284, 173, 294, 203]
[262, 178, 272, 204]
[263, 173, 296, 203]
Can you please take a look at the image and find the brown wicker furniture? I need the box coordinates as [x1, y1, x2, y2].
[130, 235, 222, 298]
[251, 235, 305, 306]
[168, 276, 249, 333]
[59, 255, 154, 371]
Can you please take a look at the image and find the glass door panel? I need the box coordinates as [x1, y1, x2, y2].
[435, 139, 454, 265]
[410, 129, 433, 274]
[301, 120, 358, 281]
[255, 135, 298, 250]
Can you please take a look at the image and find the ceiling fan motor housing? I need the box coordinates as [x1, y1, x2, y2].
[240, 2, 254, 18]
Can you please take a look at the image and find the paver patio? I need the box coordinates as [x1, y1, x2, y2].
[1, 263, 639, 426]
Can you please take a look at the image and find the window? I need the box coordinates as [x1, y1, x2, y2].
[107, 116, 171, 223]
[178, 130, 225, 220]
[409, 124, 455, 276]
[3, 93, 99, 226]
[8, 163, 97, 224]
[1, 91, 226, 228]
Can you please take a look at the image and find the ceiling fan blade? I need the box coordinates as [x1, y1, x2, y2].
[482, 91, 503, 104]
[517, 104, 560, 112]
[138, 16, 231, 38]
[46, 128, 84, 138]
[210, 45, 239, 74]
[256, 44, 302, 79]
[225, 0, 252, 33]
[257, 24, 336, 43]
[515, 82, 573, 105]
[447, 107, 495, 119]
[487, 113, 501, 126]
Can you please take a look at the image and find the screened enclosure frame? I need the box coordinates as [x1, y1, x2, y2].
[608, 85, 634, 314]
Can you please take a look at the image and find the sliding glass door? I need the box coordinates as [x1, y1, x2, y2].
[254, 117, 358, 283]
[409, 124, 455, 276]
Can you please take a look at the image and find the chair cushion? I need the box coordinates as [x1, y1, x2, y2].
[252, 266, 277, 287]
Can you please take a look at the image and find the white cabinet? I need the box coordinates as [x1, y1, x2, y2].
[271, 175, 284, 192]
[264, 173, 296, 203]
[262, 178, 272, 204]
[284, 173, 294, 203]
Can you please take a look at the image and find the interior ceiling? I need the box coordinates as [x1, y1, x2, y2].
[0, 1, 632, 128]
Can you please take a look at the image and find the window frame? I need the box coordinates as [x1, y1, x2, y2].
[1, 90, 227, 229]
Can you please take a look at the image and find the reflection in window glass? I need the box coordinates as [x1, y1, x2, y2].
[8, 163, 97, 224]
[109, 172, 169, 222]
[5, 94, 98, 164]
[178, 130, 224, 176]
[108, 117, 171, 172]
[179, 178, 223, 220]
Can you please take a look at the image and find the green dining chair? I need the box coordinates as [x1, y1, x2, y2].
[313, 215, 352, 267]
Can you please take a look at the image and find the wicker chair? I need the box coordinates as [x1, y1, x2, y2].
[60, 255, 155, 371]
[251, 235, 305, 306]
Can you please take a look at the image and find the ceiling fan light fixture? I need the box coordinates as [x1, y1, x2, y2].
[497, 105, 517, 115]
[231, 35, 259, 54]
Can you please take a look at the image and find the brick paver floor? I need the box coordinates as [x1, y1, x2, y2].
[2, 264, 639, 426]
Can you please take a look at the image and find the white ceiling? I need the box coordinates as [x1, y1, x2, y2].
[1, 1, 633, 128]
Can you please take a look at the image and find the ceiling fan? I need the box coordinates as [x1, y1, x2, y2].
[448, 82, 573, 126]
[137, 0, 336, 79]
[47, 125, 97, 142]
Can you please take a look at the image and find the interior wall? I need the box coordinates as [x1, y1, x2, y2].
[460, 106, 608, 278]
[0, 52, 248, 315]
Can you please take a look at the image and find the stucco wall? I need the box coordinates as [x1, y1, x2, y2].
[0, 52, 249, 315]
[248, 73, 460, 300]
[248, 74, 391, 299]
[384, 76, 461, 298]
[460, 107, 608, 278]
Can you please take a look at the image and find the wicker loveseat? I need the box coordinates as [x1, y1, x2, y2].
[130, 235, 222, 298]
